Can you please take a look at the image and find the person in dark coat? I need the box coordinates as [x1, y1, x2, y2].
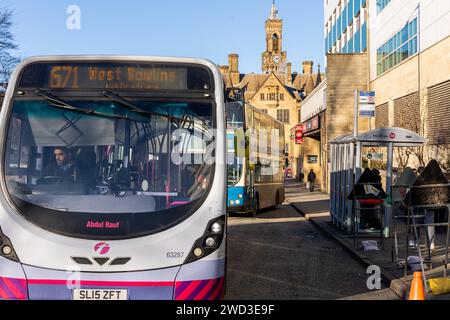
[307, 169, 316, 192]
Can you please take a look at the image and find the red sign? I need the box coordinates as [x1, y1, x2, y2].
[295, 125, 303, 144]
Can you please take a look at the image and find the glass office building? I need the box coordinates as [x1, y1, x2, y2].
[376, 17, 418, 75]
[325, 0, 367, 54]
[376, 0, 392, 14]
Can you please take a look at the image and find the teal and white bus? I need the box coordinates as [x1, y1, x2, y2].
[226, 98, 285, 216]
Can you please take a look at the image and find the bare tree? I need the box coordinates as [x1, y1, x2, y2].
[0, 8, 19, 90]
[0, 52, 18, 89]
[394, 147, 412, 170]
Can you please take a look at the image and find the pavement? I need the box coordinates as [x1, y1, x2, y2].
[225, 203, 397, 300]
[284, 179, 450, 300]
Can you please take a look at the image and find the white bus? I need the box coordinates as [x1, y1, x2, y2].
[226, 99, 285, 216]
[0, 56, 227, 300]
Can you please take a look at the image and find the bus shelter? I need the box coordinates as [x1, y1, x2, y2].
[330, 127, 427, 237]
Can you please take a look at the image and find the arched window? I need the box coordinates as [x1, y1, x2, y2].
[272, 34, 279, 52]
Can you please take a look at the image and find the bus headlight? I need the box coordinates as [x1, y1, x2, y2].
[238, 194, 243, 199]
[0, 227, 19, 262]
[193, 248, 203, 257]
[211, 222, 223, 234]
[185, 216, 226, 264]
[205, 237, 216, 248]
[235, 199, 240, 205]
[2, 245, 12, 256]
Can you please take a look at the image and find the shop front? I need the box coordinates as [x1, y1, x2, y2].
[301, 114, 323, 188]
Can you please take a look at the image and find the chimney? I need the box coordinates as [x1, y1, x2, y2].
[302, 61, 314, 74]
[219, 65, 229, 75]
[287, 62, 292, 85]
[228, 53, 239, 73]
[228, 53, 240, 87]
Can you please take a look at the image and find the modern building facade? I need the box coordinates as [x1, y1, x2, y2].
[370, 0, 450, 167]
[301, 0, 450, 192]
[325, 0, 368, 55]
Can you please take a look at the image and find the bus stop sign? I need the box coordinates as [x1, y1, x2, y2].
[359, 91, 376, 118]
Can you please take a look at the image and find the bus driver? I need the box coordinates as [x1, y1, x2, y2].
[45, 147, 75, 181]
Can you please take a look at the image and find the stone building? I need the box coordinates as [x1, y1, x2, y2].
[221, 2, 324, 177]
[304, 53, 371, 192]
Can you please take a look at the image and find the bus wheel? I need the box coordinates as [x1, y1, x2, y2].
[250, 195, 259, 217]
[275, 191, 280, 208]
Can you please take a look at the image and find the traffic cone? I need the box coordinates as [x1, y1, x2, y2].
[409, 272, 425, 300]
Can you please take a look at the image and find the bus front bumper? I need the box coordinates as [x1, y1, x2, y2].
[0, 257, 225, 300]
[227, 205, 247, 214]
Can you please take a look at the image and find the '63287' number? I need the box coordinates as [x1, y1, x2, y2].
[166, 252, 184, 259]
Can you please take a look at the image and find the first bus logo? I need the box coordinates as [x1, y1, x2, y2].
[94, 242, 110, 255]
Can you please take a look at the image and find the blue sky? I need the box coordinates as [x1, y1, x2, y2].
[4, 0, 324, 74]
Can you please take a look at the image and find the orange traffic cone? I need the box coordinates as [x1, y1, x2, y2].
[409, 272, 425, 300]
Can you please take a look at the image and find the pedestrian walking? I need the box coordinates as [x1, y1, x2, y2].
[307, 169, 316, 192]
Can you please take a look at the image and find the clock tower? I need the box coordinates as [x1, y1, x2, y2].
[262, 1, 287, 74]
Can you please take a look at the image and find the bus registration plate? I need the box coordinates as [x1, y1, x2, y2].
[73, 289, 128, 300]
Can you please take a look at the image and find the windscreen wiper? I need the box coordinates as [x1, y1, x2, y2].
[35, 89, 129, 120]
[36, 89, 96, 114]
[102, 90, 183, 122]
[103, 90, 149, 114]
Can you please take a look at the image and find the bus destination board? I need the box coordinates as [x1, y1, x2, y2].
[48, 65, 188, 90]
[18, 62, 213, 91]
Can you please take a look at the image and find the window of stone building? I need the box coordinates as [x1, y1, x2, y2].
[261, 109, 268, 114]
[272, 34, 279, 52]
[260, 93, 265, 101]
[277, 109, 290, 124]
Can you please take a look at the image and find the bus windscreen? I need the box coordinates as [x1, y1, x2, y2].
[18, 62, 213, 91]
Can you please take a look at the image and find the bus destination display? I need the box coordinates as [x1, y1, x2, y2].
[17, 62, 215, 91]
[49, 65, 188, 90]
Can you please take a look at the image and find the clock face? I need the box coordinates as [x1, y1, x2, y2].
[272, 55, 280, 64]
